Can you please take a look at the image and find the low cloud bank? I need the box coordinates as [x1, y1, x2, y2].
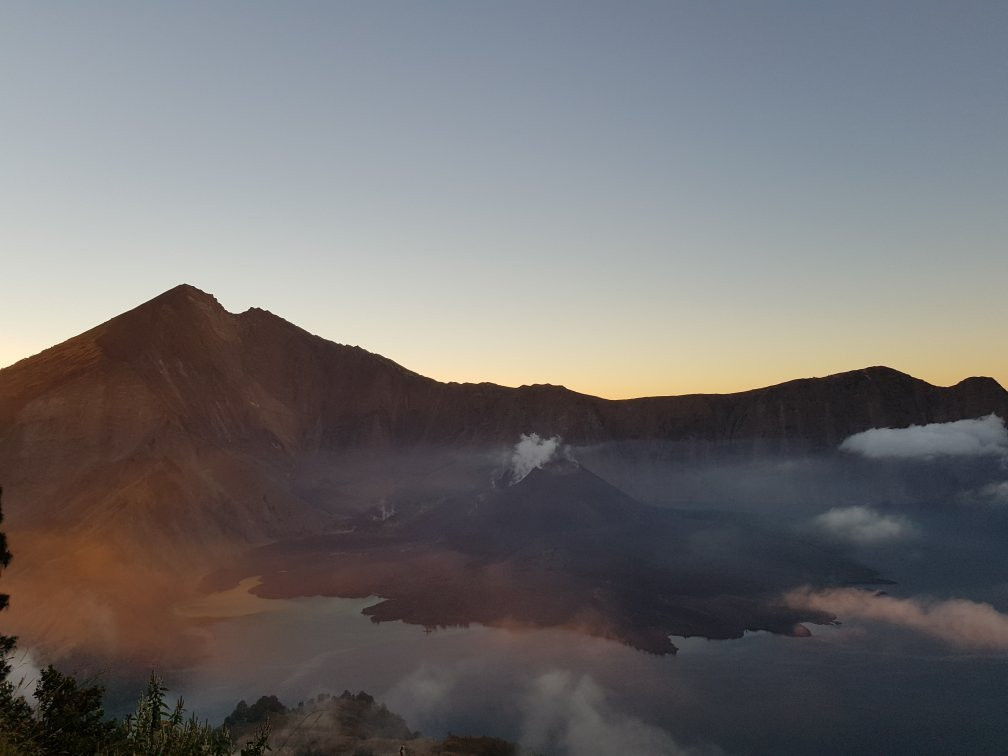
[786, 587, 1008, 650]
[812, 505, 917, 543]
[386, 664, 720, 756]
[509, 433, 563, 484]
[383, 664, 457, 725]
[840, 414, 1008, 459]
[977, 480, 1008, 505]
[521, 671, 722, 756]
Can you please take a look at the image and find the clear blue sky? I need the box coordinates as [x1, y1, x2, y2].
[2, 1, 1006, 398]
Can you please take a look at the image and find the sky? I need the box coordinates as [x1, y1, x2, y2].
[1, 1, 1005, 399]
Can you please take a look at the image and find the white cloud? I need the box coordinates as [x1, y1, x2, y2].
[785, 588, 1008, 650]
[977, 480, 1008, 505]
[812, 505, 917, 543]
[382, 664, 456, 724]
[521, 671, 723, 756]
[840, 414, 1008, 459]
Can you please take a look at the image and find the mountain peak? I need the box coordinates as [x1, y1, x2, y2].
[92, 283, 235, 358]
[955, 375, 1006, 392]
[138, 283, 225, 315]
[162, 282, 212, 297]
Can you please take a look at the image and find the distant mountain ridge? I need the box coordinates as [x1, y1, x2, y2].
[3, 281, 1004, 555]
[3, 284, 1005, 457]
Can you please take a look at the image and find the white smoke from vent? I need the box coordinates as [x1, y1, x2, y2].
[840, 414, 1008, 459]
[508, 433, 563, 484]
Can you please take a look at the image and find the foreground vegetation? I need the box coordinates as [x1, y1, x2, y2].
[0, 488, 517, 755]
[0, 667, 269, 755]
[0, 487, 266, 754]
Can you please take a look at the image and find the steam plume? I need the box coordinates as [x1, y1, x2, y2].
[508, 433, 563, 484]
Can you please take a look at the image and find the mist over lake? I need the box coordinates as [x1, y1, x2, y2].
[158, 439, 1008, 754]
[165, 585, 1008, 755]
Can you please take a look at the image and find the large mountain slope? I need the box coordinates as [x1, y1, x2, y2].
[1, 284, 1006, 661]
[3, 282, 1006, 550]
[2, 282, 1006, 549]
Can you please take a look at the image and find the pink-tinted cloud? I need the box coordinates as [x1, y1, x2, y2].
[785, 587, 1008, 650]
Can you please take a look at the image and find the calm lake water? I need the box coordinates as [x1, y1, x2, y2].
[166, 450, 1008, 754]
[171, 585, 1008, 755]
